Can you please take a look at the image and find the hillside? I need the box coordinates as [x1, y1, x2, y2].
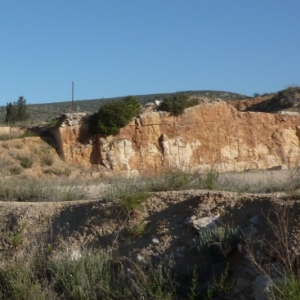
[0, 90, 248, 126]
[1, 87, 300, 299]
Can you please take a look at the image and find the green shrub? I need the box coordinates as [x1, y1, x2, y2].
[194, 225, 240, 260]
[102, 180, 150, 216]
[149, 170, 192, 191]
[89, 96, 141, 136]
[0, 264, 52, 300]
[206, 264, 235, 299]
[3, 231, 22, 249]
[124, 221, 150, 238]
[18, 130, 37, 138]
[117, 189, 149, 216]
[47, 118, 59, 128]
[271, 274, 300, 299]
[203, 170, 219, 190]
[0, 178, 85, 202]
[47, 251, 176, 300]
[159, 94, 198, 116]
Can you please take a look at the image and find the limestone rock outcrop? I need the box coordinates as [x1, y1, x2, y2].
[55, 102, 300, 175]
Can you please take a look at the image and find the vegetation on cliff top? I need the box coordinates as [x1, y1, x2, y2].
[89, 96, 141, 136]
[246, 85, 300, 113]
[158, 94, 199, 116]
[0, 90, 247, 127]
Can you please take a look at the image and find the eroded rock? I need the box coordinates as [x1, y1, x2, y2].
[55, 102, 300, 175]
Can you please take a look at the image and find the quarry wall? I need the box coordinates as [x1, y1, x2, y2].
[55, 102, 300, 175]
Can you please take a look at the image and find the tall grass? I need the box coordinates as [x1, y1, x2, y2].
[244, 204, 300, 299]
[0, 250, 178, 300]
[0, 178, 87, 202]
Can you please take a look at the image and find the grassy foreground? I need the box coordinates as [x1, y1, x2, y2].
[1, 166, 300, 299]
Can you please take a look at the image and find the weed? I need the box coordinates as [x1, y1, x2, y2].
[0, 264, 55, 300]
[18, 130, 36, 138]
[17, 155, 33, 168]
[244, 204, 300, 299]
[46, 250, 177, 299]
[202, 169, 219, 190]
[0, 133, 19, 141]
[11, 232, 22, 248]
[271, 274, 300, 300]
[124, 221, 150, 238]
[0, 178, 85, 202]
[14, 143, 23, 149]
[3, 231, 22, 249]
[0, 157, 14, 175]
[40, 154, 54, 167]
[195, 225, 240, 260]
[43, 167, 71, 177]
[9, 166, 23, 175]
[118, 189, 149, 216]
[104, 182, 149, 216]
[1, 142, 9, 149]
[47, 118, 59, 128]
[206, 263, 234, 299]
[188, 268, 200, 300]
[148, 169, 196, 192]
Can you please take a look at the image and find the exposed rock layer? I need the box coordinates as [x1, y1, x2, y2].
[56, 102, 300, 175]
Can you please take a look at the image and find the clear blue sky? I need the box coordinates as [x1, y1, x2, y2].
[1, 1, 299, 105]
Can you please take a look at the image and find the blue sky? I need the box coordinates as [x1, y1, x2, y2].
[1, 1, 299, 105]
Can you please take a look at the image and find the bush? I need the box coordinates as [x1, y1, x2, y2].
[47, 251, 176, 300]
[194, 225, 240, 260]
[17, 155, 33, 168]
[0, 264, 52, 300]
[206, 264, 235, 299]
[148, 170, 192, 191]
[271, 275, 300, 300]
[47, 118, 59, 128]
[159, 94, 198, 116]
[0, 177, 84, 202]
[203, 170, 219, 190]
[89, 96, 141, 136]
[124, 220, 149, 238]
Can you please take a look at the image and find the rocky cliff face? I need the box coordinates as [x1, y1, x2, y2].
[56, 102, 300, 175]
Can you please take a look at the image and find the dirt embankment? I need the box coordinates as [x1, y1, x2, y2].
[1, 189, 300, 299]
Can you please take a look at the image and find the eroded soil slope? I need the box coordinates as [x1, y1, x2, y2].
[1, 189, 300, 299]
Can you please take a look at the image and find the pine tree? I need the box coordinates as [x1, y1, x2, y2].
[16, 96, 28, 121]
[5, 102, 17, 125]
[5, 96, 30, 125]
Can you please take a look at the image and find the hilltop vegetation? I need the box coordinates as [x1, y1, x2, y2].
[245, 86, 300, 112]
[89, 96, 141, 136]
[0, 90, 248, 126]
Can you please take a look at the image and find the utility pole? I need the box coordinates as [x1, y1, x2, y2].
[72, 81, 74, 112]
